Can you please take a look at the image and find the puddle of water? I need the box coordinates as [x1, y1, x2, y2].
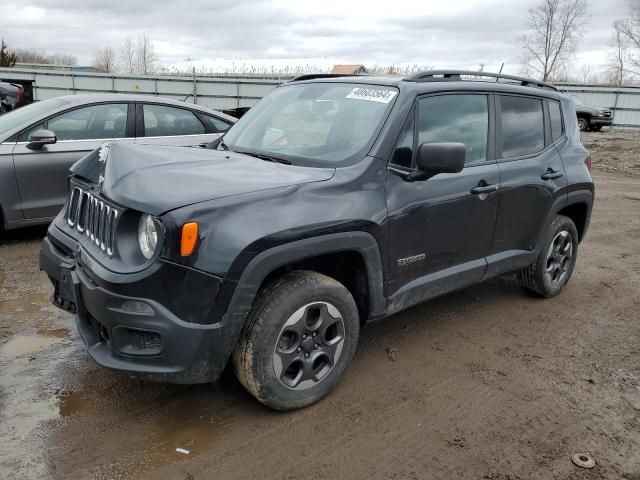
[1, 335, 59, 358]
[37, 328, 69, 338]
[1, 329, 69, 358]
[58, 390, 95, 417]
[0, 293, 50, 314]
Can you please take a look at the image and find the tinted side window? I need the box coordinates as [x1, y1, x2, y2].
[47, 104, 128, 141]
[500, 96, 544, 158]
[201, 114, 231, 133]
[143, 105, 205, 137]
[418, 94, 488, 165]
[549, 101, 563, 142]
[391, 110, 415, 168]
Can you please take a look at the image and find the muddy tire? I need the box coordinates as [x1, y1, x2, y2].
[232, 270, 360, 411]
[518, 215, 579, 298]
[577, 117, 588, 131]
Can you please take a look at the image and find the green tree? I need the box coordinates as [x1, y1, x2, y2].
[0, 39, 17, 68]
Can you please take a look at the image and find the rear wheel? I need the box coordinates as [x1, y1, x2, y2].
[577, 117, 588, 131]
[232, 270, 360, 410]
[518, 215, 578, 297]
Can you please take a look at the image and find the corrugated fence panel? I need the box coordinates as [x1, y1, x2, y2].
[559, 84, 640, 128]
[0, 67, 283, 112]
[156, 79, 195, 95]
[196, 81, 240, 97]
[113, 78, 156, 94]
[74, 75, 115, 92]
[8, 68, 640, 126]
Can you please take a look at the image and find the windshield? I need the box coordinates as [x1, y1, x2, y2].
[223, 83, 398, 166]
[0, 98, 69, 138]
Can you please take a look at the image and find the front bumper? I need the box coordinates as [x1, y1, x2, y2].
[40, 231, 245, 384]
[589, 117, 613, 127]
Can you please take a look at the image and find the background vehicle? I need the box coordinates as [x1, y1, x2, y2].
[0, 94, 235, 230]
[41, 71, 593, 411]
[0, 81, 24, 114]
[572, 97, 612, 131]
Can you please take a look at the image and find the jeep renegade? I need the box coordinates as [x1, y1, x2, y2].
[40, 71, 594, 410]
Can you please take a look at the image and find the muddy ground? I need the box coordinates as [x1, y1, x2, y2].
[1, 129, 639, 480]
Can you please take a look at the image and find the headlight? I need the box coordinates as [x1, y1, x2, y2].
[138, 214, 159, 259]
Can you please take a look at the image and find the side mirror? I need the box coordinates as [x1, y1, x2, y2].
[416, 142, 466, 177]
[27, 129, 57, 150]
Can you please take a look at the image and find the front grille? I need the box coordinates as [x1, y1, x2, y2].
[66, 185, 120, 257]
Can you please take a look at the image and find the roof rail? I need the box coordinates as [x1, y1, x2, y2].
[288, 73, 366, 83]
[403, 70, 558, 91]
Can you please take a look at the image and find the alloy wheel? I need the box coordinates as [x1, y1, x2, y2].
[273, 302, 345, 391]
[545, 230, 573, 286]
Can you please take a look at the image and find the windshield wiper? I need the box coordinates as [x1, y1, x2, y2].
[243, 151, 291, 165]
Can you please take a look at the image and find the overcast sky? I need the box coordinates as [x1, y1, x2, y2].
[2, 0, 632, 73]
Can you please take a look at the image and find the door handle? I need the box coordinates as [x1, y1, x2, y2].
[470, 184, 498, 194]
[541, 169, 564, 180]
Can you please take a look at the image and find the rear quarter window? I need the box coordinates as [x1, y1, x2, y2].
[549, 101, 564, 142]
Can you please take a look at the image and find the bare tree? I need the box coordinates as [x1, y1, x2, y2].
[48, 52, 77, 66]
[93, 46, 117, 73]
[521, 0, 590, 81]
[119, 37, 136, 74]
[617, 1, 640, 78]
[135, 34, 157, 74]
[14, 48, 77, 66]
[119, 35, 157, 74]
[607, 20, 630, 86]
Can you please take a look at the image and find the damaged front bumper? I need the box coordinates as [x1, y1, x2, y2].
[39, 224, 245, 384]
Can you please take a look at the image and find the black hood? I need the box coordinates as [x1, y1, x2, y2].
[70, 143, 335, 215]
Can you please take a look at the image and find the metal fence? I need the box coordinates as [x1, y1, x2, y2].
[3, 67, 640, 127]
[0, 67, 283, 110]
[558, 84, 640, 128]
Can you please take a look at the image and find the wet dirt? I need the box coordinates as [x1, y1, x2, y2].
[0, 132, 639, 480]
[0, 293, 50, 314]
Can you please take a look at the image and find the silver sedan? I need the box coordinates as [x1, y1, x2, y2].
[0, 94, 236, 230]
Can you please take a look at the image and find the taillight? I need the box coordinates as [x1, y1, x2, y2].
[585, 156, 592, 172]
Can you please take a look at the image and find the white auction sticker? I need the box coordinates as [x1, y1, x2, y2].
[345, 87, 397, 104]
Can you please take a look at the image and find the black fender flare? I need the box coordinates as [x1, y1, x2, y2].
[536, 189, 593, 251]
[223, 232, 386, 320]
[564, 189, 594, 240]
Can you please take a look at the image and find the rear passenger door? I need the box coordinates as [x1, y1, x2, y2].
[485, 94, 568, 276]
[135, 103, 226, 147]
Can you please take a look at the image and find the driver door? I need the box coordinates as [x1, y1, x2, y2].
[12, 103, 133, 220]
[386, 93, 500, 305]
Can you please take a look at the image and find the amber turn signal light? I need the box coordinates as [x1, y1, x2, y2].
[180, 222, 199, 256]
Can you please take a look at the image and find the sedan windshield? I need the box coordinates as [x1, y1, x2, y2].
[223, 83, 398, 166]
[0, 98, 68, 138]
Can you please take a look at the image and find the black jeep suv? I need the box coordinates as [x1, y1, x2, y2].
[40, 71, 593, 410]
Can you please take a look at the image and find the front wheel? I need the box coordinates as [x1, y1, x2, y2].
[233, 270, 360, 411]
[518, 215, 579, 297]
[577, 117, 588, 131]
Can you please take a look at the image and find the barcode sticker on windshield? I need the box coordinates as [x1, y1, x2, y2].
[346, 87, 397, 104]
